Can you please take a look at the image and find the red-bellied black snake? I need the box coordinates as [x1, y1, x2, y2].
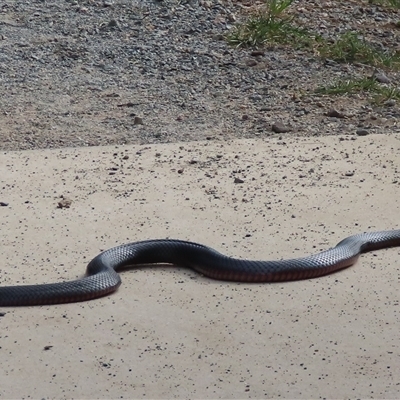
[1, 229, 399, 306]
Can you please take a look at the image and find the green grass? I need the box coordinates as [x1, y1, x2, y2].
[228, 0, 400, 102]
[368, 0, 400, 9]
[226, 0, 317, 48]
[228, 1, 400, 70]
[318, 32, 400, 69]
[316, 77, 400, 104]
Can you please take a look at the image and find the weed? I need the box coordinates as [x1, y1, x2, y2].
[316, 77, 400, 104]
[228, 2, 400, 70]
[368, 0, 400, 9]
[226, 0, 314, 48]
[318, 32, 400, 69]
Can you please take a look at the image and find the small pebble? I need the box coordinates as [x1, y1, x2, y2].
[373, 71, 391, 84]
[356, 129, 369, 136]
[272, 122, 291, 133]
[134, 116, 143, 125]
[327, 109, 345, 118]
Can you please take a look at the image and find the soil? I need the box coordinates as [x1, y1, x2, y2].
[0, 0, 399, 151]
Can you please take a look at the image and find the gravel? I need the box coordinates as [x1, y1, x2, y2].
[0, 0, 399, 151]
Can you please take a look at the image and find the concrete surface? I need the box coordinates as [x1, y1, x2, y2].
[1, 135, 399, 399]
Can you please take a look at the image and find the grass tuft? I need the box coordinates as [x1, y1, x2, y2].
[316, 77, 400, 104]
[226, 0, 316, 48]
[318, 32, 400, 69]
[368, 0, 400, 9]
[228, 0, 400, 102]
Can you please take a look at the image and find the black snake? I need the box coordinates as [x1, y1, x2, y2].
[1, 229, 399, 306]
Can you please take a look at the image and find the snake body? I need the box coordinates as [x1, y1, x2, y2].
[1, 229, 399, 306]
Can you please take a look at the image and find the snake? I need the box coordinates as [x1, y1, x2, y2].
[1, 229, 399, 306]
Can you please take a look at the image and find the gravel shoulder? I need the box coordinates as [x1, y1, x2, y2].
[1, 0, 400, 151]
[1, 136, 399, 398]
